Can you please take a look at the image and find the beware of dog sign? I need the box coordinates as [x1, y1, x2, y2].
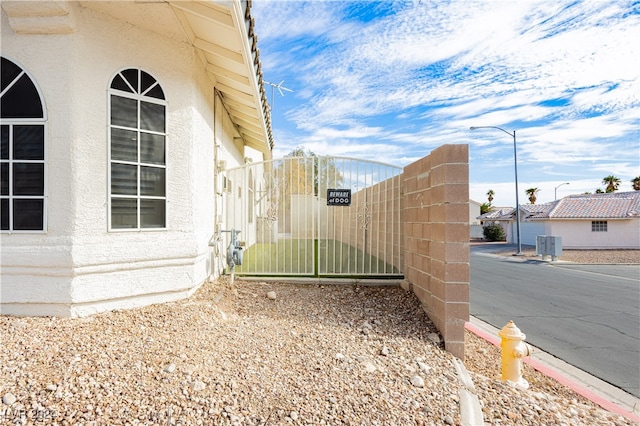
[327, 189, 351, 206]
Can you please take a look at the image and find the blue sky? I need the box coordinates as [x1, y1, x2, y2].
[252, 0, 640, 207]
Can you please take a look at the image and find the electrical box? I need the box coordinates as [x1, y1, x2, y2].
[536, 235, 547, 255]
[536, 235, 562, 260]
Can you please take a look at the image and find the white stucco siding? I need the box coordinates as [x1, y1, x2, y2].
[1, 3, 251, 316]
[190, 65, 217, 254]
[1, 8, 77, 314]
[0, 10, 76, 238]
[70, 4, 195, 237]
[545, 219, 640, 249]
[66, 6, 219, 308]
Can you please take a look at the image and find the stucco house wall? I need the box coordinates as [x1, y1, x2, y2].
[545, 219, 640, 249]
[478, 192, 640, 249]
[0, 1, 270, 317]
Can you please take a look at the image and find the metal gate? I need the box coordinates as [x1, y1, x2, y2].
[224, 156, 403, 278]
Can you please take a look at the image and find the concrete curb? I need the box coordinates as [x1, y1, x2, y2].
[466, 317, 640, 423]
[453, 358, 485, 426]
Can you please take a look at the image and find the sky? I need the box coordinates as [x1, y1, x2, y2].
[251, 0, 640, 207]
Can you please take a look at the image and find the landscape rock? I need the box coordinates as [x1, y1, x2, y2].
[0, 279, 634, 425]
[2, 393, 16, 405]
[411, 375, 425, 388]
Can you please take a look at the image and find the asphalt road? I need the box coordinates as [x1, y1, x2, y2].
[470, 248, 640, 397]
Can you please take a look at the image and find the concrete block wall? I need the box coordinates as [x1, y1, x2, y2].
[402, 144, 470, 359]
[331, 175, 404, 274]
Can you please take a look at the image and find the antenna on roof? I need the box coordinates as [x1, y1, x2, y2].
[264, 80, 292, 111]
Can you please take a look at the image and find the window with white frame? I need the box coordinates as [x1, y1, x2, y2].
[1, 57, 46, 231]
[109, 68, 166, 230]
[591, 220, 607, 232]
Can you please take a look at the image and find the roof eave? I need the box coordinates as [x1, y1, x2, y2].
[169, 0, 274, 158]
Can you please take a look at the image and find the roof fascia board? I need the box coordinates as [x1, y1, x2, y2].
[228, 0, 271, 150]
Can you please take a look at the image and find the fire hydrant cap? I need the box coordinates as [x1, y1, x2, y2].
[498, 320, 526, 340]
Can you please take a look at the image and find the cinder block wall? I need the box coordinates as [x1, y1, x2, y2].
[333, 176, 404, 273]
[402, 144, 470, 359]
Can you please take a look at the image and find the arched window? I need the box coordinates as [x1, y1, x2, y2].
[0, 57, 46, 231]
[109, 68, 166, 230]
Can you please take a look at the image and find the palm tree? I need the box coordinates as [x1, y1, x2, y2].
[525, 188, 540, 204]
[632, 176, 640, 191]
[486, 189, 494, 204]
[595, 188, 604, 193]
[602, 175, 621, 193]
[480, 202, 492, 215]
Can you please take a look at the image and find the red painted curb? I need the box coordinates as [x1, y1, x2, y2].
[465, 321, 640, 423]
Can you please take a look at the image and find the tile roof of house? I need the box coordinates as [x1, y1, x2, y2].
[478, 207, 515, 220]
[546, 191, 640, 219]
[477, 191, 640, 221]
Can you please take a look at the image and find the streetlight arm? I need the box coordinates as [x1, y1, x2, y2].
[554, 182, 570, 200]
[470, 126, 514, 138]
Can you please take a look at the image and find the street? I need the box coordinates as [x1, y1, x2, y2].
[470, 248, 640, 397]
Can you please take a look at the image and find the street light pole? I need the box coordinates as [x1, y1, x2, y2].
[554, 182, 569, 200]
[470, 126, 522, 255]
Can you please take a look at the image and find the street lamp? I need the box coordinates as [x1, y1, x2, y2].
[470, 126, 522, 255]
[554, 182, 569, 200]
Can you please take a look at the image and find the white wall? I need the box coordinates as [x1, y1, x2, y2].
[0, 3, 252, 316]
[519, 222, 546, 246]
[469, 200, 481, 225]
[546, 219, 640, 249]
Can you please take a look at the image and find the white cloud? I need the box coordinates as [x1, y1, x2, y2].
[253, 0, 640, 204]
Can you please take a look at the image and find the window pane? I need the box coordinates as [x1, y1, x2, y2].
[1, 199, 8, 230]
[140, 133, 165, 164]
[111, 128, 137, 162]
[121, 69, 139, 93]
[13, 163, 44, 195]
[110, 95, 137, 128]
[141, 199, 165, 228]
[1, 57, 22, 92]
[13, 199, 43, 230]
[111, 163, 137, 195]
[140, 166, 165, 196]
[1, 74, 43, 118]
[1, 163, 8, 195]
[110, 74, 133, 93]
[1, 125, 8, 159]
[140, 71, 157, 94]
[145, 85, 165, 100]
[140, 101, 164, 132]
[111, 198, 137, 228]
[13, 125, 44, 160]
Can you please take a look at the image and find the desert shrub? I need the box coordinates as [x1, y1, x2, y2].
[483, 224, 506, 241]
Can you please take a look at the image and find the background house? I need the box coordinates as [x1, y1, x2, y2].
[477, 192, 640, 249]
[469, 199, 483, 239]
[1, 0, 273, 317]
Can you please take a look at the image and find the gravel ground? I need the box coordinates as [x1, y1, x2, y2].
[2, 277, 636, 425]
[2, 281, 463, 425]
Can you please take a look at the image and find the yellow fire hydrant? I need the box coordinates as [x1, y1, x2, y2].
[498, 320, 533, 389]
